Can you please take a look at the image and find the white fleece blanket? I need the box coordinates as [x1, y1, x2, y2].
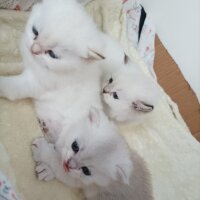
[0, 0, 200, 200]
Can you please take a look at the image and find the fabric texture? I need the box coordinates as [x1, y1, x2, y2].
[0, 0, 200, 200]
[123, 0, 156, 78]
[0, 0, 40, 11]
[0, 171, 21, 200]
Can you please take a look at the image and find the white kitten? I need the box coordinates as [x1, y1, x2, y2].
[0, 0, 107, 142]
[32, 108, 153, 200]
[102, 54, 161, 123]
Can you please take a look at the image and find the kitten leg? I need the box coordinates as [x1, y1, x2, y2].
[32, 137, 56, 181]
[35, 162, 55, 181]
[0, 70, 39, 100]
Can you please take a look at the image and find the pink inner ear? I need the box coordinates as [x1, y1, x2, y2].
[87, 49, 105, 60]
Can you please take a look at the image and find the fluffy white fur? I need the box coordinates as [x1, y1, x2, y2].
[0, 0, 157, 136]
[0, 0, 108, 142]
[87, 152, 153, 200]
[0, 1, 153, 198]
[32, 108, 152, 200]
[102, 55, 161, 123]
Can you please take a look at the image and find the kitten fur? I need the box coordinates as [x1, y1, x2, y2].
[102, 55, 161, 123]
[32, 108, 153, 200]
[0, 0, 110, 142]
[0, 0, 154, 198]
[87, 153, 153, 200]
[0, 0, 130, 141]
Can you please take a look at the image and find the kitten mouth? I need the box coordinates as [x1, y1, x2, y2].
[102, 87, 109, 94]
[102, 88, 112, 96]
[102, 88, 107, 93]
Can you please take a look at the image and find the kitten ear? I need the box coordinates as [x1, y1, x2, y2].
[87, 48, 105, 60]
[88, 107, 100, 127]
[116, 165, 130, 185]
[132, 100, 154, 112]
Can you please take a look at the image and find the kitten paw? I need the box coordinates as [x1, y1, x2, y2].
[32, 137, 49, 162]
[35, 162, 55, 181]
[38, 118, 61, 143]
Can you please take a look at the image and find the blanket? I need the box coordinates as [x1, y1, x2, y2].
[0, 0, 200, 200]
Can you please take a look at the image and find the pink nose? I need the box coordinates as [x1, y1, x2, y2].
[31, 43, 43, 55]
[63, 161, 70, 172]
[63, 158, 78, 172]
[103, 88, 108, 93]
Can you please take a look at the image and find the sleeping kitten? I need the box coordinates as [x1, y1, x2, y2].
[32, 108, 153, 200]
[101, 54, 161, 123]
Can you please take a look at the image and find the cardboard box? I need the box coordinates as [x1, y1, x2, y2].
[154, 36, 200, 141]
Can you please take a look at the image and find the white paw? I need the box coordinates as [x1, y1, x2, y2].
[35, 162, 55, 181]
[32, 137, 49, 162]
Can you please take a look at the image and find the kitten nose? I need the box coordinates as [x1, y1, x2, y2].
[63, 158, 78, 172]
[103, 88, 108, 94]
[68, 158, 78, 169]
[63, 161, 70, 172]
[31, 43, 43, 55]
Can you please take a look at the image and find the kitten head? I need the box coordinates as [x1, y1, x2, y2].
[22, 0, 105, 72]
[55, 108, 132, 187]
[102, 55, 161, 123]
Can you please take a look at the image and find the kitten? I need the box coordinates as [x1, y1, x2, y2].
[0, 0, 108, 142]
[101, 54, 161, 123]
[32, 108, 153, 200]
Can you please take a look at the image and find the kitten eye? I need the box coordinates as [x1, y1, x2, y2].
[81, 166, 91, 176]
[71, 141, 79, 153]
[46, 50, 58, 59]
[109, 78, 113, 84]
[113, 92, 119, 99]
[32, 26, 38, 39]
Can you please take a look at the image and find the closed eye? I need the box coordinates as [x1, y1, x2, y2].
[46, 50, 58, 59]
